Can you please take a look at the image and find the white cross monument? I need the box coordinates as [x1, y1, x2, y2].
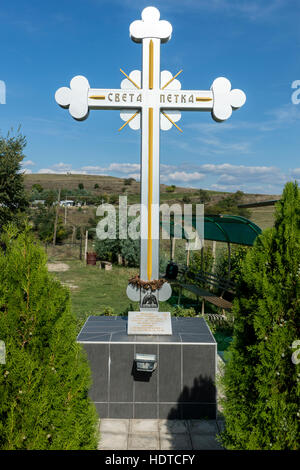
[55, 6, 246, 335]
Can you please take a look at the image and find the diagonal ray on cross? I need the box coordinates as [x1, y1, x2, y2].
[55, 6, 246, 317]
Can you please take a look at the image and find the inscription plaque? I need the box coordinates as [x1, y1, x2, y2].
[128, 311, 172, 335]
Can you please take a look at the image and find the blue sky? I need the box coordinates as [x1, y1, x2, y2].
[0, 0, 300, 194]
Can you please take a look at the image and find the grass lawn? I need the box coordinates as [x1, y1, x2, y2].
[48, 257, 210, 319]
[49, 259, 189, 309]
[48, 260, 139, 321]
[49, 258, 220, 317]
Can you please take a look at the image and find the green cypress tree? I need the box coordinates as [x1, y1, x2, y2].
[220, 181, 300, 450]
[0, 226, 99, 449]
[0, 132, 28, 228]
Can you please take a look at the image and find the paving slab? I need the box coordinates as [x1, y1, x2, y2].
[100, 419, 130, 434]
[188, 419, 217, 435]
[160, 433, 192, 450]
[98, 432, 128, 450]
[130, 419, 159, 433]
[128, 434, 159, 450]
[159, 419, 189, 435]
[98, 418, 224, 450]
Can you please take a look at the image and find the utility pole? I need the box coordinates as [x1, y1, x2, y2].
[52, 188, 61, 247]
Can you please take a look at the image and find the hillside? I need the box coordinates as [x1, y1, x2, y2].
[24, 173, 280, 229]
[24, 173, 279, 202]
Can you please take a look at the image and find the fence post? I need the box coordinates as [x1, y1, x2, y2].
[52, 188, 61, 246]
[79, 231, 83, 260]
[84, 230, 88, 263]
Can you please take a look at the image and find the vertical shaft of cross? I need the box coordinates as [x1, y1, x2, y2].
[140, 38, 160, 289]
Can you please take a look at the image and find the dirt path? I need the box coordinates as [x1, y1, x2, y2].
[47, 262, 70, 272]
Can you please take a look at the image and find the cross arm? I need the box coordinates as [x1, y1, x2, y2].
[160, 77, 246, 122]
[160, 89, 213, 111]
[55, 76, 142, 121]
[88, 89, 142, 111]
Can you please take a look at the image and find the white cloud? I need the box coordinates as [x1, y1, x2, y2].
[186, 103, 300, 136]
[200, 163, 283, 180]
[108, 163, 140, 174]
[197, 136, 251, 154]
[291, 168, 300, 179]
[38, 168, 88, 175]
[52, 162, 73, 171]
[22, 159, 35, 166]
[260, 104, 300, 131]
[38, 169, 56, 174]
[81, 163, 141, 175]
[37, 162, 141, 176]
[81, 165, 106, 172]
[33, 160, 298, 194]
[217, 174, 237, 184]
[162, 171, 205, 183]
[210, 182, 278, 193]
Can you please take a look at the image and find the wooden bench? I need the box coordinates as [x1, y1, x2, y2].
[173, 282, 232, 311]
[167, 265, 235, 313]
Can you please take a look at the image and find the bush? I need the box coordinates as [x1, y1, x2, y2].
[102, 306, 115, 316]
[0, 131, 28, 227]
[94, 236, 119, 263]
[207, 191, 251, 218]
[32, 184, 43, 193]
[32, 206, 70, 243]
[109, 194, 118, 205]
[94, 215, 140, 267]
[220, 182, 300, 450]
[199, 189, 211, 204]
[215, 245, 249, 284]
[0, 226, 99, 449]
[171, 306, 197, 317]
[120, 237, 140, 267]
[182, 195, 191, 203]
[187, 247, 213, 286]
[124, 178, 134, 186]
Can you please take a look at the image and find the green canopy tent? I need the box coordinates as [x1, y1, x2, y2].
[161, 214, 262, 276]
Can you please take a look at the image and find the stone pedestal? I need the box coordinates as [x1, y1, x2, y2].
[77, 316, 217, 419]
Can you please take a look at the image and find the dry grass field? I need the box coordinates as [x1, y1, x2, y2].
[248, 205, 276, 230]
[25, 173, 280, 216]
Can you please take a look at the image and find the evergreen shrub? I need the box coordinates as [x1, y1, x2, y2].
[0, 226, 99, 449]
[220, 182, 300, 450]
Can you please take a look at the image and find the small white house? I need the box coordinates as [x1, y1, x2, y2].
[60, 200, 74, 207]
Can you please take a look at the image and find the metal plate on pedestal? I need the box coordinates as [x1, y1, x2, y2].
[127, 311, 172, 335]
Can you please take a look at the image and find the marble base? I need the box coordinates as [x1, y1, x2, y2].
[77, 316, 217, 419]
